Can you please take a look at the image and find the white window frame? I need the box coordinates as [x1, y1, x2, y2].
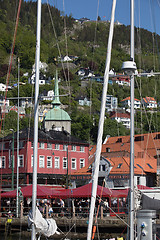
[0, 156, 6, 168]
[31, 141, 34, 148]
[63, 144, 68, 151]
[47, 156, 52, 168]
[31, 155, 33, 168]
[39, 142, 45, 149]
[80, 158, 85, 169]
[39, 155, 45, 168]
[71, 158, 76, 169]
[80, 146, 85, 152]
[9, 150, 12, 168]
[55, 144, 59, 150]
[47, 143, 52, 149]
[71, 145, 76, 151]
[63, 157, 67, 169]
[54, 156, 60, 169]
[18, 155, 24, 168]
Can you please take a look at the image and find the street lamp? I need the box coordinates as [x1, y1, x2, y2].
[10, 129, 14, 190]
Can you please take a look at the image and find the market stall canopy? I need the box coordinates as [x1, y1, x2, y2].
[58, 183, 118, 198]
[1, 185, 63, 198]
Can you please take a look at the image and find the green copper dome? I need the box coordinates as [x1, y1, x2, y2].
[45, 107, 71, 121]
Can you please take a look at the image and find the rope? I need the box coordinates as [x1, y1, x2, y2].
[0, 0, 22, 132]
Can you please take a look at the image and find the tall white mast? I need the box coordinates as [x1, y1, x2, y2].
[130, 0, 135, 239]
[31, 0, 41, 239]
[16, 57, 20, 218]
[87, 1, 117, 239]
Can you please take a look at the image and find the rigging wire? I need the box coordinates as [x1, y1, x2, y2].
[46, 0, 69, 87]
[0, 0, 22, 222]
[134, 0, 160, 178]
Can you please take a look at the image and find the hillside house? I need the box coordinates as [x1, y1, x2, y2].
[0, 83, 7, 92]
[76, 68, 95, 78]
[110, 112, 130, 128]
[120, 97, 141, 109]
[142, 97, 157, 109]
[112, 75, 130, 86]
[0, 95, 9, 107]
[106, 95, 118, 112]
[19, 98, 33, 108]
[28, 72, 47, 85]
[40, 90, 54, 101]
[75, 96, 92, 107]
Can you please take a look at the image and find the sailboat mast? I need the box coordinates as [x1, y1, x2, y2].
[31, 0, 41, 239]
[87, 1, 117, 239]
[16, 57, 20, 218]
[130, 0, 135, 239]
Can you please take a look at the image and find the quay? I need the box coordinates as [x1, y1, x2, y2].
[0, 215, 128, 239]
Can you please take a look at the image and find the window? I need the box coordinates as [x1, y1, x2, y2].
[117, 163, 123, 168]
[63, 157, 67, 169]
[155, 134, 160, 139]
[137, 176, 140, 185]
[39, 142, 44, 149]
[31, 142, 34, 148]
[157, 149, 160, 155]
[39, 155, 45, 168]
[116, 138, 122, 143]
[106, 148, 110, 153]
[0, 156, 5, 168]
[63, 145, 68, 151]
[18, 155, 24, 167]
[147, 163, 153, 169]
[102, 165, 105, 171]
[80, 146, 84, 152]
[71, 145, 76, 151]
[47, 143, 52, 149]
[55, 144, 59, 150]
[47, 156, 52, 168]
[80, 159, 85, 168]
[0, 143, 5, 150]
[9, 153, 12, 168]
[137, 164, 144, 170]
[31, 155, 33, 167]
[135, 136, 144, 142]
[71, 158, 76, 169]
[54, 157, 59, 168]
[19, 141, 24, 149]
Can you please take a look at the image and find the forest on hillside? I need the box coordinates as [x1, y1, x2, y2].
[1, 0, 160, 143]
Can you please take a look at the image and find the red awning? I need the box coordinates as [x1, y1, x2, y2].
[1, 183, 129, 199]
[1, 185, 63, 198]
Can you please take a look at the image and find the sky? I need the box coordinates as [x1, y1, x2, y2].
[44, 0, 160, 35]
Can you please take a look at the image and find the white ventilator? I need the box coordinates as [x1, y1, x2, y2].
[28, 207, 60, 238]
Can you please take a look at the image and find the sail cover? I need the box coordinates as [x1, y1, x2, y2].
[28, 207, 59, 237]
[142, 194, 160, 210]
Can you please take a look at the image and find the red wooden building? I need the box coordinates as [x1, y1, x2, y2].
[0, 127, 89, 189]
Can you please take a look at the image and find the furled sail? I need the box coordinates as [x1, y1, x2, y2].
[28, 207, 59, 237]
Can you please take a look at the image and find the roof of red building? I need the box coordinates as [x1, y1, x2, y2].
[143, 97, 157, 103]
[110, 112, 130, 119]
[102, 131, 160, 159]
[121, 96, 140, 102]
[108, 156, 156, 175]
